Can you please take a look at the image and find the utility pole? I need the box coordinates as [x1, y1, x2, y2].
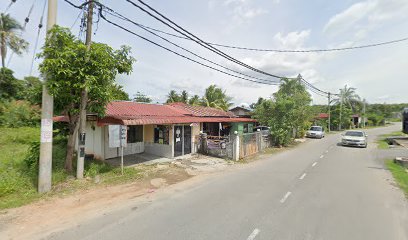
[327, 92, 331, 132]
[77, 0, 94, 179]
[338, 91, 343, 131]
[38, 0, 57, 193]
[362, 98, 366, 128]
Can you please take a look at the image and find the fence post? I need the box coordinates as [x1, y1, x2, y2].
[233, 131, 240, 161]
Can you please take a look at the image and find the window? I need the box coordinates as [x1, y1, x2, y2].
[127, 125, 143, 143]
[243, 124, 249, 133]
[154, 125, 169, 144]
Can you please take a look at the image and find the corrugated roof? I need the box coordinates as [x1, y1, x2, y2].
[99, 101, 256, 125]
[167, 102, 235, 117]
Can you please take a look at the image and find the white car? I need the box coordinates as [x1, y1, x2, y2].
[306, 126, 325, 139]
[341, 130, 368, 148]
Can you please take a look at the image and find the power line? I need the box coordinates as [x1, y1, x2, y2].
[29, 0, 47, 76]
[124, 0, 286, 80]
[88, 9, 408, 53]
[102, 9, 280, 85]
[64, 0, 337, 96]
[99, 11, 280, 86]
[3, 0, 17, 13]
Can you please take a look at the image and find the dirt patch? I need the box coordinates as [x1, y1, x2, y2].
[0, 164, 192, 240]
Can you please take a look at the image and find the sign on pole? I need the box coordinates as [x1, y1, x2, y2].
[108, 125, 127, 174]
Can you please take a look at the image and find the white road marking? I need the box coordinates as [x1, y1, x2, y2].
[325, 150, 329, 153]
[312, 162, 318, 167]
[247, 228, 260, 240]
[280, 191, 292, 203]
[320, 155, 324, 159]
[299, 173, 307, 180]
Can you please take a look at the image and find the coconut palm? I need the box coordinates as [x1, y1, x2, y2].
[188, 94, 200, 106]
[0, 13, 28, 68]
[332, 85, 361, 130]
[166, 90, 181, 103]
[180, 90, 188, 103]
[201, 84, 232, 111]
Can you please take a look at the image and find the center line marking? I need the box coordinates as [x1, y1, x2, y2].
[247, 228, 260, 240]
[325, 150, 329, 153]
[280, 191, 292, 203]
[312, 162, 318, 167]
[299, 173, 307, 180]
[320, 155, 324, 159]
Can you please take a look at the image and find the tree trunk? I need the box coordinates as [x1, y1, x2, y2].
[1, 35, 6, 69]
[65, 116, 79, 172]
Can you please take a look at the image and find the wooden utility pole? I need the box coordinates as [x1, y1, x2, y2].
[38, 0, 57, 193]
[327, 92, 331, 132]
[338, 92, 343, 131]
[77, 0, 94, 179]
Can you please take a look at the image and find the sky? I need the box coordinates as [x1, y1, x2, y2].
[3, 0, 408, 106]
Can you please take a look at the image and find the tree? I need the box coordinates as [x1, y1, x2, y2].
[38, 26, 135, 172]
[21, 76, 43, 105]
[166, 90, 181, 103]
[133, 91, 152, 103]
[188, 94, 200, 106]
[0, 67, 23, 100]
[201, 84, 232, 111]
[180, 90, 188, 103]
[0, 14, 29, 68]
[331, 85, 361, 130]
[111, 84, 130, 101]
[253, 78, 312, 146]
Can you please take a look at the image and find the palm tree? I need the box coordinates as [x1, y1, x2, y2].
[201, 84, 232, 111]
[166, 90, 180, 103]
[180, 90, 188, 103]
[332, 85, 361, 130]
[0, 13, 28, 68]
[188, 94, 200, 106]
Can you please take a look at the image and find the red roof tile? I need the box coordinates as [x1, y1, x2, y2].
[167, 102, 235, 117]
[98, 101, 256, 125]
[316, 113, 329, 119]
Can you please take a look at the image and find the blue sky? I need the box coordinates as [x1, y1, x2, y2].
[3, 0, 408, 106]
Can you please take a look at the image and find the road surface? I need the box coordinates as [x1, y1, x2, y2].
[48, 124, 408, 240]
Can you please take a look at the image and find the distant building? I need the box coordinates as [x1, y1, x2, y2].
[229, 106, 252, 118]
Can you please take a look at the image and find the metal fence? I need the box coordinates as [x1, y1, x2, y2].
[197, 132, 271, 160]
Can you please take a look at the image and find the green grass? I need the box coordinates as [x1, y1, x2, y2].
[0, 127, 145, 210]
[386, 160, 408, 197]
[376, 131, 407, 149]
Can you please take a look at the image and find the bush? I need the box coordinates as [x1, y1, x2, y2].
[0, 100, 40, 127]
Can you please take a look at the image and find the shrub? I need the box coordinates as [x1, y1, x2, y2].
[0, 100, 40, 127]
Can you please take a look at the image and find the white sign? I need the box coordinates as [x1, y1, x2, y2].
[120, 125, 127, 147]
[109, 125, 127, 148]
[109, 125, 120, 148]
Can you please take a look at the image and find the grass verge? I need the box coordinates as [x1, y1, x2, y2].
[386, 160, 408, 197]
[0, 127, 147, 210]
[376, 131, 407, 149]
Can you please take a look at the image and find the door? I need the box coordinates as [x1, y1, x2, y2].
[174, 125, 183, 157]
[183, 126, 191, 154]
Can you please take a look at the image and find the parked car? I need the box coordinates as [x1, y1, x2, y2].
[306, 126, 325, 139]
[341, 130, 368, 148]
[254, 126, 270, 136]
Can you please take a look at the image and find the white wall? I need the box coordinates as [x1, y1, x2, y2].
[84, 122, 104, 160]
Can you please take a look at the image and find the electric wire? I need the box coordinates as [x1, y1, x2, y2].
[103, 9, 280, 84]
[4, 0, 17, 13]
[29, 0, 47, 76]
[125, 0, 286, 80]
[99, 10, 280, 86]
[63, 0, 337, 96]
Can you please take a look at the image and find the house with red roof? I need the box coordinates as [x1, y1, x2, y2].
[82, 101, 256, 160]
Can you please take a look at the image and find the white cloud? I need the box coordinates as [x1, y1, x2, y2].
[233, 30, 324, 82]
[324, 0, 408, 38]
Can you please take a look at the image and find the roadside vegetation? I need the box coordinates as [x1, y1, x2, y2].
[376, 131, 407, 149]
[386, 160, 408, 198]
[0, 126, 148, 210]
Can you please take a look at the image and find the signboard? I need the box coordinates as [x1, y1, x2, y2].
[109, 125, 127, 148]
[120, 125, 127, 147]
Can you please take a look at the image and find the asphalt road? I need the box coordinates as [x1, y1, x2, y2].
[48, 124, 408, 240]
